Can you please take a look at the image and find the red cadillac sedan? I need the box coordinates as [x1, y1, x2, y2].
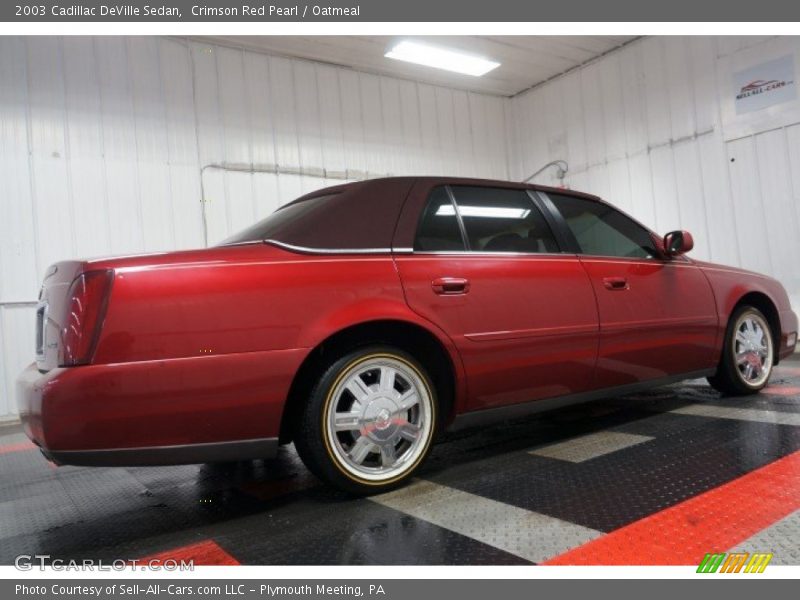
[17, 177, 798, 493]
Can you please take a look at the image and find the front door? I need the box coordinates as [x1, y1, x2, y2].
[394, 183, 599, 412]
[542, 192, 718, 388]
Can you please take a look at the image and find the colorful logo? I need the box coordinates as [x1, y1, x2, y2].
[697, 552, 773, 573]
[736, 78, 791, 100]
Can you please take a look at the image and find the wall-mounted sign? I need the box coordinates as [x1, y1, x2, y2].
[734, 55, 796, 115]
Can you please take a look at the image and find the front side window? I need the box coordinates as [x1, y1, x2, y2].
[450, 186, 559, 253]
[547, 194, 657, 259]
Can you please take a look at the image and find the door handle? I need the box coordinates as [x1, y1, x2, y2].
[432, 277, 470, 295]
[603, 277, 629, 291]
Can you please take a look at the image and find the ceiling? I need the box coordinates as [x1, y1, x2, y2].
[194, 36, 638, 97]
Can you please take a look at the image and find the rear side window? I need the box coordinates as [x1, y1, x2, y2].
[414, 187, 466, 251]
[548, 193, 657, 259]
[450, 186, 559, 253]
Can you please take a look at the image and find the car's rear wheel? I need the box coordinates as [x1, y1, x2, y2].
[707, 305, 774, 396]
[293, 346, 437, 494]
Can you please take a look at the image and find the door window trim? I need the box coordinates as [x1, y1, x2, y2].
[444, 185, 471, 251]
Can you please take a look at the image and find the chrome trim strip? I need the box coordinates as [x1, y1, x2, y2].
[402, 251, 571, 257]
[44, 437, 280, 467]
[265, 239, 393, 255]
[465, 323, 598, 342]
[216, 240, 264, 247]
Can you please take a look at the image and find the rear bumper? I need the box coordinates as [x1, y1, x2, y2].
[778, 308, 798, 362]
[16, 348, 306, 466]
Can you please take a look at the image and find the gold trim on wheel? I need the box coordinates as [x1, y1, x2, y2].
[321, 352, 436, 486]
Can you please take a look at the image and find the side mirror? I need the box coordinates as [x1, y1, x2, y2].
[663, 230, 694, 257]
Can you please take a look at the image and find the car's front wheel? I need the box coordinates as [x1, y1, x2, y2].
[293, 346, 437, 494]
[708, 305, 775, 396]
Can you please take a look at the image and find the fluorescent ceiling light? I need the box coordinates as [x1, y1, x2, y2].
[385, 41, 500, 77]
[436, 205, 530, 219]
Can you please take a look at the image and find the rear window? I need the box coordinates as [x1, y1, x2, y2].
[221, 195, 337, 245]
[220, 178, 414, 251]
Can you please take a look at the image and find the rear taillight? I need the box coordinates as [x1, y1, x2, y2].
[60, 269, 114, 367]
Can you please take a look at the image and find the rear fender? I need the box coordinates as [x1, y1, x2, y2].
[296, 297, 469, 415]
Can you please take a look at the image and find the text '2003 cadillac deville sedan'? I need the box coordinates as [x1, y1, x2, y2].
[17, 177, 799, 493]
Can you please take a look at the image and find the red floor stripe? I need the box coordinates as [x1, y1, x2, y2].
[544, 450, 800, 565]
[0, 441, 36, 455]
[137, 540, 240, 566]
[763, 385, 800, 396]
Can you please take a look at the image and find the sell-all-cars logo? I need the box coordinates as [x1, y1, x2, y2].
[736, 78, 793, 100]
[697, 552, 773, 573]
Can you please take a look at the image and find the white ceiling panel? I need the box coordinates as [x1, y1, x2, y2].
[189, 35, 638, 97]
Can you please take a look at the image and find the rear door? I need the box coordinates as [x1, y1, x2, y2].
[541, 191, 718, 388]
[393, 181, 599, 412]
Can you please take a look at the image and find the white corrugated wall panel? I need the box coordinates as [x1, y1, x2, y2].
[562, 71, 588, 173]
[784, 124, 800, 309]
[417, 84, 443, 175]
[689, 37, 718, 134]
[159, 38, 204, 250]
[96, 37, 145, 255]
[27, 38, 76, 275]
[294, 61, 324, 178]
[452, 90, 475, 177]
[191, 42, 226, 245]
[62, 37, 112, 260]
[379, 77, 404, 176]
[726, 136, 774, 276]
[619, 48, 648, 157]
[129, 37, 177, 253]
[664, 38, 696, 142]
[338, 69, 367, 176]
[486, 96, 509, 180]
[1, 306, 35, 418]
[268, 56, 301, 171]
[434, 87, 459, 176]
[0, 37, 38, 303]
[640, 38, 672, 147]
[218, 46, 257, 237]
[399, 80, 424, 176]
[317, 66, 346, 177]
[360, 73, 386, 176]
[599, 55, 626, 162]
[581, 62, 606, 166]
[753, 129, 800, 292]
[672, 140, 711, 261]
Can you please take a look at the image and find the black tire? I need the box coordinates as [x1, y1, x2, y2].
[707, 305, 775, 396]
[293, 345, 437, 495]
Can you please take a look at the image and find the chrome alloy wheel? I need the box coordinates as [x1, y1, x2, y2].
[324, 355, 433, 483]
[732, 311, 773, 387]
